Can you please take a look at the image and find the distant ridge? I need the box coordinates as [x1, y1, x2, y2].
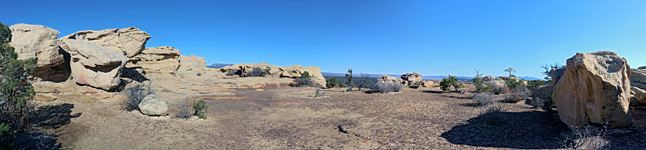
[207, 63, 234, 69]
[321, 72, 542, 81]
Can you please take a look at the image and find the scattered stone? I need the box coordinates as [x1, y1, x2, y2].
[138, 94, 169, 116]
[552, 51, 632, 127]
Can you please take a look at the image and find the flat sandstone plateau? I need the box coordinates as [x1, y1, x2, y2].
[32, 76, 646, 150]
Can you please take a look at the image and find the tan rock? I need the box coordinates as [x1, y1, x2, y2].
[60, 39, 129, 90]
[9, 24, 64, 67]
[631, 68, 646, 84]
[62, 27, 151, 57]
[552, 51, 632, 127]
[401, 72, 423, 86]
[127, 46, 180, 74]
[178, 54, 207, 73]
[221, 63, 282, 77]
[280, 65, 303, 78]
[301, 66, 325, 86]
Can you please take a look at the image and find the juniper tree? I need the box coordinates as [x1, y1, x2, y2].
[0, 22, 37, 111]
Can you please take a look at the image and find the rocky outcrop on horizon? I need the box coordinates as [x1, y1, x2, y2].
[551, 51, 632, 127]
[220, 63, 326, 87]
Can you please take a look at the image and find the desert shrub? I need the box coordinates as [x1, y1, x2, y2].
[0, 123, 15, 149]
[488, 80, 508, 95]
[504, 78, 525, 89]
[193, 100, 208, 119]
[480, 104, 503, 125]
[561, 123, 611, 150]
[502, 86, 530, 103]
[473, 70, 490, 93]
[197, 73, 201, 76]
[122, 81, 153, 111]
[314, 89, 326, 97]
[356, 73, 373, 91]
[247, 67, 271, 77]
[473, 93, 494, 106]
[326, 77, 342, 88]
[175, 103, 193, 119]
[293, 71, 317, 87]
[526, 80, 548, 91]
[372, 82, 403, 93]
[345, 69, 354, 91]
[0, 22, 37, 132]
[440, 75, 463, 92]
[530, 97, 546, 109]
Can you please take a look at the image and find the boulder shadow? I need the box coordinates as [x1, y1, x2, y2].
[440, 111, 569, 149]
[30, 103, 80, 129]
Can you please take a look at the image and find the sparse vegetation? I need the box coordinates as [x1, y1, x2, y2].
[440, 75, 463, 92]
[560, 123, 611, 150]
[473, 69, 490, 93]
[526, 80, 548, 91]
[197, 73, 202, 76]
[503, 86, 530, 103]
[473, 93, 494, 106]
[372, 82, 403, 93]
[314, 89, 326, 97]
[122, 81, 153, 111]
[488, 80, 509, 95]
[294, 71, 316, 87]
[193, 100, 208, 119]
[175, 103, 193, 119]
[542, 63, 564, 82]
[356, 73, 372, 91]
[0, 123, 15, 150]
[504, 67, 516, 78]
[480, 104, 503, 125]
[247, 66, 271, 77]
[345, 68, 354, 91]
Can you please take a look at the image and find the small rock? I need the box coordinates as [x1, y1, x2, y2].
[138, 94, 169, 116]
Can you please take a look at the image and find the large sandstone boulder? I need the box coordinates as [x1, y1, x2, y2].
[127, 46, 180, 74]
[401, 72, 423, 86]
[138, 94, 169, 116]
[9, 24, 64, 67]
[62, 27, 151, 57]
[177, 54, 207, 73]
[220, 63, 326, 87]
[378, 75, 403, 84]
[60, 39, 129, 90]
[280, 65, 304, 78]
[552, 51, 632, 127]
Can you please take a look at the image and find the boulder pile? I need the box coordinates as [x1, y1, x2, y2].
[551, 51, 632, 127]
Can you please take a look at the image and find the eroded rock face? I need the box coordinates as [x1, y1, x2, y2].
[630, 68, 646, 104]
[221, 63, 282, 77]
[60, 39, 129, 90]
[127, 46, 180, 74]
[379, 75, 403, 84]
[401, 72, 423, 86]
[552, 51, 632, 127]
[138, 94, 168, 116]
[178, 54, 207, 74]
[9, 24, 64, 67]
[220, 63, 326, 87]
[62, 27, 151, 57]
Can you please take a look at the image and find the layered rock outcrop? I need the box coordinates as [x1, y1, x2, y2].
[177, 54, 207, 74]
[10, 24, 70, 81]
[378, 75, 403, 83]
[62, 27, 151, 57]
[220, 63, 326, 87]
[60, 39, 129, 90]
[631, 68, 646, 104]
[551, 51, 632, 127]
[401, 72, 423, 86]
[127, 46, 181, 74]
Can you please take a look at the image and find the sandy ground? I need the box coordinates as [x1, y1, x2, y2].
[27, 75, 646, 150]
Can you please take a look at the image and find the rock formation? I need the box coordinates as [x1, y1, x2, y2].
[401, 72, 423, 86]
[9, 24, 70, 81]
[630, 68, 646, 104]
[62, 27, 151, 57]
[177, 54, 208, 74]
[378, 75, 403, 83]
[551, 51, 632, 127]
[127, 46, 181, 74]
[60, 39, 129, 90]
[220, 63, 326, 87]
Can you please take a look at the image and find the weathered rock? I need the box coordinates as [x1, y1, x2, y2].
[138, 94, 168, 116]
[301, 66, 326, 86]
[280, 65, 303, 78]
[401, 72, 423, 86]
[531, 85, 553, 100]
[59, 39, 129, 90]
[552, 51, 632, 127]
[220, 63, 282, 77]
[9, 24, 64, 67]
[639, 66, 646, 70]
[632, 86, 646, 104]
[178, 54, 207, 73]
[378, 75, 403, 84]
[127, 46, 180, 74]
[483, 75, 496, 81]
[62, 27, 151, 57]
[631, 68, 646, 84]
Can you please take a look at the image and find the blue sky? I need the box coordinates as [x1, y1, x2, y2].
[2, 0, 645, 78]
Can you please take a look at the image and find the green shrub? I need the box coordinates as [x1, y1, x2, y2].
[504, 78, 525, 89]
[193, 100, 208, 119]
[527, 80, 548, 91]
[0, 123, 15, 149]
[293, 71, 316, 87]
[440, 75, 463, 92]
[326, 77, 341, 88]
[345, 69, 353, 91]
[0, 22, 37, 111]
[197, 73, 201, 76]
[473, 69, 490, 93]
[301, 71, 310, 79]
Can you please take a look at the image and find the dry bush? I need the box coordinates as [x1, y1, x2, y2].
[488, 81, 509, 95]
[473, 93, 494, 106]
[503, 86, 530, 103]
[560, 123, 611, 150]
[175, 103, 193, 119]
[122, 81, 153, 111]
[479, 104, 503, 125]
[372, 82, 403, 93]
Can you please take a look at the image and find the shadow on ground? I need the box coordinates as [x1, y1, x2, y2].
[441, 110, 569, 149]
[12, 103, 80, 149]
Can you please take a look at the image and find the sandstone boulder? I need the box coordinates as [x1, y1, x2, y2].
[127, 46, 180, 74]
[221, 63, 326, 87]
[378, 75, 403, 84]
[280, 65, 303, 78]
[138, 94, 168, 116]
[9, 24, 64, 67]
[62, 27, 151, 57]
[220, 63, 282, 77]
[552, 51, 632, 127]
[60, 39, 129, 90]
[178, 54, 207, 73]
[401, 72, 423, 85]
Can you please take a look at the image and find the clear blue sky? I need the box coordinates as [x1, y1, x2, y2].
[2, 0, 645, 78]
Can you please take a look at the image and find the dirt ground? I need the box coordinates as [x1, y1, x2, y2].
[30, 81, 646, 149]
